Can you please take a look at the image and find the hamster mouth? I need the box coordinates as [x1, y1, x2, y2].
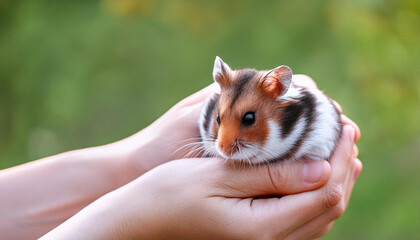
[215, 146, 248, 160]
[224, 149, 260, 162]
[215, 143, 265, 163]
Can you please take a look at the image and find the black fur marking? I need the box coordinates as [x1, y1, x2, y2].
[280, 90, 316, 138]
[203, 94, 220, 133]
[230, 69, 258, 108]
[281, 102, 305, 138]
[277, 90, 317, 161]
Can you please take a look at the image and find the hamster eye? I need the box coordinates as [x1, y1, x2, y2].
[216, 114, 221, 125]
[242, 112, 256, 127]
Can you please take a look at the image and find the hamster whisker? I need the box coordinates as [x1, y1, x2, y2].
[177, 137, 203, 144]
[258, 147, 278, 162]
[237, 147, 244, 164]
[172, 140, 201, 152]
[173, 141, 203, 156]
[258, 147, 277, 159]
[175, 140, 216, 159]
[208, 134, 217, 141]
[241, 147, 255, 169]
[170, 137, 203, 155]
[189, 146, 207, 158]
[203, 146, 214, 158]
[245, 144, 277, 163]
[245, 147, 254, 169]
[201, 142, 220, 158]
[196, 142, 218, 158]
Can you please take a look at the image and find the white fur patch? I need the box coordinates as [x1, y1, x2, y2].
[281, 83, 301, 99]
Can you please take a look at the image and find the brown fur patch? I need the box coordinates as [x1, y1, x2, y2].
[216, 72, 230, 87]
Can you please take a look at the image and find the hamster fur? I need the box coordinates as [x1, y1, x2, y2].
[199, 56, 342, 164]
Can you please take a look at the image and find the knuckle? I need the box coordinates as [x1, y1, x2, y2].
[331, 200, 346, 220]
[322, 184, 344, 210]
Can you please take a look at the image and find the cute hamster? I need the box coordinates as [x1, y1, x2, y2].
[198, 56, 341, 164]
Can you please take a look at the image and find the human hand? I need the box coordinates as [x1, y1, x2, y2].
[42, 122, 361, 240]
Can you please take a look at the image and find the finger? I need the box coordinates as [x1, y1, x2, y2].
[353, 145, 359, 158]
[284, 210, 337, 240]
[325, 126, 355, 215]
[249, 180, 342, 238]
[343, 163, 357, 206]
[179, 83, 220, 106]
[211, 159, 331, 197]
[253, 126, 355, 234]
[341, 115, 361, 142]
[329, 125, 355, 183]
[287, 158, 361, 240]
[332, 100, 342, 114]
[353, 158, 362, 180]
[313, 222, 335, 240]
[292, 74, 318, 89]
[344, 158, 362, 206]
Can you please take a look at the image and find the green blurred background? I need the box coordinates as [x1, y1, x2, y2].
[1, 0, 419, 239]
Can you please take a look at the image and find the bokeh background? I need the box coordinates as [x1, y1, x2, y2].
[1, 0, 419, 239]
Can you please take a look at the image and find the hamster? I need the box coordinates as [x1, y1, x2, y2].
[198, 56, 342, 164]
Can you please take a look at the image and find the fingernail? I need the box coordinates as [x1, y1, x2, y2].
[303, 161, 325, 184]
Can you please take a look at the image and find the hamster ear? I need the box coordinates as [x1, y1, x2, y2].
[213, 56, 232, 87]
[259, 65, 292, 98]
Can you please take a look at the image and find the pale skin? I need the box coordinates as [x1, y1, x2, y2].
[0, 75, 362, 240]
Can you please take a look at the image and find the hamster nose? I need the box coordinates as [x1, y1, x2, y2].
[219, 139, 240, 156]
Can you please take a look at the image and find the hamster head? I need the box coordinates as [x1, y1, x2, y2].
[210, 56, 292, 162]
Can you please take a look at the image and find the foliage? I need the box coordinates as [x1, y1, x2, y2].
[1, 0, 419, 238]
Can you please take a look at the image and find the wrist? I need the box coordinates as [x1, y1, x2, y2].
[93, 142, 142, 188]
[67, 141, 142, 190]
[114, 126, 169, 176]
[76, 125, 165, 189]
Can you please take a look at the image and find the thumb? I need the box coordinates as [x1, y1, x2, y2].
[211, 159, 331, 198]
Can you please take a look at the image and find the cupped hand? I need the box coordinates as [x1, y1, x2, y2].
[42, 121, 361, 240]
